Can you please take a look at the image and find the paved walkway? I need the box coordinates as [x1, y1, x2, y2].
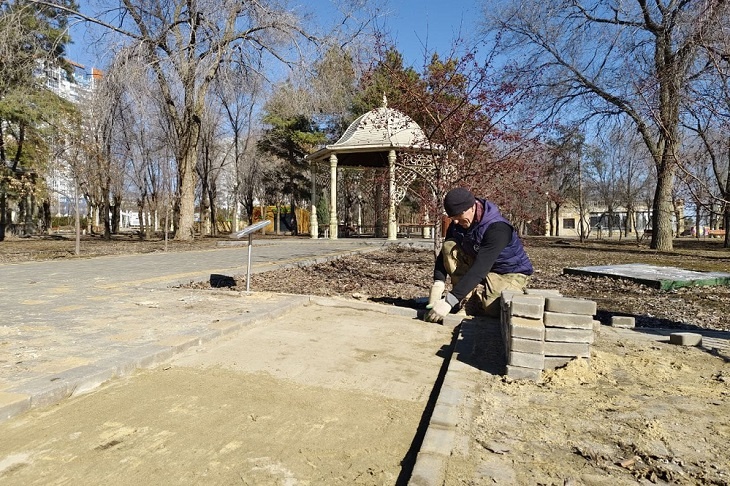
[0, 237, 432, 421]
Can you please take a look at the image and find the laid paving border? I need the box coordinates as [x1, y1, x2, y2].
[408, 317, 486, 486]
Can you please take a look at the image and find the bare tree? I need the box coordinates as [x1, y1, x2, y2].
[196, 105, 228, 236]
[80, 55, 131, 239]
[544, 127, 584, 237]
[28, 0, 384, 240]
[32, 0, 319, 240]
[213, 55, 266, 230]
[584, 136, 652, 239]
[602, 122, 655, 239]
[682, 118, 729, 242]
[677, 141, 718, 236]
[682, 19, 730, 246]
[483, 0, 730, 251]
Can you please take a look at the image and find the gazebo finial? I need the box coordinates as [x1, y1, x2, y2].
[382, 94, 388, 108]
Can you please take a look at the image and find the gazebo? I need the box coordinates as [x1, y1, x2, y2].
[305, 97, 442, 240]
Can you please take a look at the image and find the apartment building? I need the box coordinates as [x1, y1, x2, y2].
[38, 59, 102, 218]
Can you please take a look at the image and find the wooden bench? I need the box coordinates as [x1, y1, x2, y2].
[707, 229, 726, 238]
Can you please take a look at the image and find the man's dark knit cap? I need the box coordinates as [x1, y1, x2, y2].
[444, 187, 476, 217]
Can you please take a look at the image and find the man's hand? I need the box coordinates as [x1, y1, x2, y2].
[425, 298, 452, 323]
[428, 281, 446, 307]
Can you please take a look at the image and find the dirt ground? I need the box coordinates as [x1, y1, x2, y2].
[446, 319, 729, 485]
[1, 234, 729, 484]
[232, 237, 730, 332]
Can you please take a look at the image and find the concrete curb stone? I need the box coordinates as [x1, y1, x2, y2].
[544, 296, 597, 315]
[611, 315, 636, 328]
[669, 332, 703, 346]
[408, 316, 486, 486]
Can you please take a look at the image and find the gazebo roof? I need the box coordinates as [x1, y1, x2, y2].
[306, 98, 438, 167]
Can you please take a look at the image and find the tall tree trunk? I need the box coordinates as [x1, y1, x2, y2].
[112, 194, 122, 234]
[74, 181, 81, 255]
[85, 200, 93, 235]
[244, 194, 254, 225]
[208, 184, 216, 236]
[547, 202, 554, 236]
[176, 148, 198, 240]
[695, 204, 701, 239]
[577, 156, 586, 243]
[137, 198, 146, 240]
[291, 196, 298, 236]
[722, 203, 730, 248]
[199, 171, 210, 236]
[0, 191, 6, 241]
[103, 196, 112, 240]
[651, 163, 676, 251]
[722, 147, 730, 248]
[42, 199, 51, 234]
[0, 122, 7, 238]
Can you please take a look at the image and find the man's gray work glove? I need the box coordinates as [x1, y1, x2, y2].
[425, 292, 459, 323]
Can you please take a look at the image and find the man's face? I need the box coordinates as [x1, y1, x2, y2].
[451, 204, 476, 228]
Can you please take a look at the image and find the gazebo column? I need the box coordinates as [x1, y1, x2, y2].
[329, 153, 338, 239]
[387, 149, 397, 240]
[309, 162, 318, 239]
[375, 181, 384, 237]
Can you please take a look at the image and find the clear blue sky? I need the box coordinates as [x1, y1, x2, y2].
[378, 0, 483, 67]
[66, 0, 484, 72]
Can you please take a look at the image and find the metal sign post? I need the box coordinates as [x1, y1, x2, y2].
[232, 220, 272, 292]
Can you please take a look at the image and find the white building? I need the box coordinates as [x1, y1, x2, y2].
[547, 201, 655, 238]
[35, 59, 101, 104]
[37, 60, 102, 219]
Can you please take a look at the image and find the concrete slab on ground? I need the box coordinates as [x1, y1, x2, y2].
[563, 263, 730, 290]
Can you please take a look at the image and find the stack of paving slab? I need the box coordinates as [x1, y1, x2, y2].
[500, 289, 598, 381]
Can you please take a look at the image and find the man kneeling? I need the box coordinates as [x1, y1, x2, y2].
[425, 187, 534, 322]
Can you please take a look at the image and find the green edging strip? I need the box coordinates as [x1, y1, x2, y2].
[563, 263, 730, 291]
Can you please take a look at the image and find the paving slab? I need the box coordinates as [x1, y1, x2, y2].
[563, 263, 730, 290]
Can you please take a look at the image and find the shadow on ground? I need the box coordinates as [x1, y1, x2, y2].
[455, 318, 506, 376]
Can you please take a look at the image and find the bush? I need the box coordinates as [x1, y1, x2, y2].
[51, 216, 87, 229]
